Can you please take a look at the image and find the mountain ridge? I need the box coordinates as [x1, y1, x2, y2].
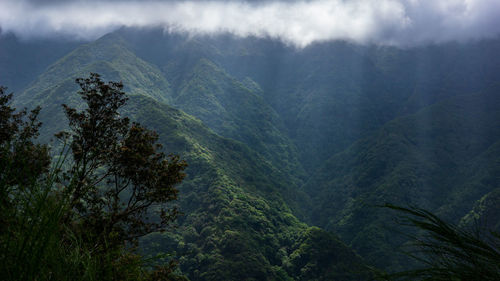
[4, 27, 500, 277]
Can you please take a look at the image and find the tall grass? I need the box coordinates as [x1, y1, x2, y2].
[0, 147, 101, 281]
[383, 204, 500, 281]
[0, 146, 182, 281]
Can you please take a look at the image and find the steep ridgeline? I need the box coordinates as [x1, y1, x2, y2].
[304, 85, 500, 270]
[11, 34, 372, 280]
[119, 29, 500, 175]
[11, 33, 172, 144]
[119, 29, 307, 192]
[117, 29, 310, 217]
[14, 33, 171, 106]
[119, 30, 394, 173]
[164, 57, 306, 195]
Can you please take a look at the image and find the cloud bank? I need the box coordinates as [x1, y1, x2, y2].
[1, 0, 500, 47]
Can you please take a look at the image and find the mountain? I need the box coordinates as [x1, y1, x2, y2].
[5, 26, 500, 277]
[9, 32, 372, 280]
[128, 96, 371, 280]
[163, 57, 306, 191]
[118, 29, 500, 175]
[304, 85, 500, 269]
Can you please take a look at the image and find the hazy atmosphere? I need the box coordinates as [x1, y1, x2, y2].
[1, 0, 500, 46]
[2, 0, 500, 280]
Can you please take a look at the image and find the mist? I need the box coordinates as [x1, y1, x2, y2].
[1, 0, 500, 47]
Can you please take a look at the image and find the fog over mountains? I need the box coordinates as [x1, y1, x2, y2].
[1, 0, 500, 46]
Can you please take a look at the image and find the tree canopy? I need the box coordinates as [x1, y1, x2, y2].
[0, 74, 188, 281]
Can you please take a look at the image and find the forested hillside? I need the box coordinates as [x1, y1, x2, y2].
[5, 32, 372, 280]
[2, 27, 500, 279]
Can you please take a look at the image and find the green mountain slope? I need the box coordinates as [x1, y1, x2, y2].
[121, 32, 396, 172]
[168, 58, 306, 192]
[11, 33, 372, 280]
[15, 32, 171, 108]
[11, 33, 173, 144]
[455, 139, 500, 231]
[116, 30, 310, 216]
[304, 85, 500, 269]
[126, 96, 372, 281]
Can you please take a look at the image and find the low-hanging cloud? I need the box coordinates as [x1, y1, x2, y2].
[1, 0, 500, 47]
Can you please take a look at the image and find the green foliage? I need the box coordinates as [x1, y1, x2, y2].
[0, 86, 50, 187]
[287, 227, 373, 281]
[57, 73, 187, 279]
[0, 87, 91, 281]
[1, 157, 84, 281]
[461, 188, 500, 231]
[384, 204, 500, 281]
[59, 73, 186, 252]
[0, 77, 188, 281]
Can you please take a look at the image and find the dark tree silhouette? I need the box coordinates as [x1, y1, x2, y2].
[59, 73, 187, 254]
[0, 86, 50, 187]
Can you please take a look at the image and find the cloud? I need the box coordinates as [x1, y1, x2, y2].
[1, 0, 499, 47]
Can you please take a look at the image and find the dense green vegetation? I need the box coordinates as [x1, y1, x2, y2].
[0, 81, 188, 280]
[2, 28, 500, 280]
[304, 86, 500, 269]
[5, 39, 372, 278]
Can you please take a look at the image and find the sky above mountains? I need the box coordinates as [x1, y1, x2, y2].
[1, 0, 499, 47]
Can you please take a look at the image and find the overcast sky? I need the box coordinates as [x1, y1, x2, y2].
[1, 0, 499, 47]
